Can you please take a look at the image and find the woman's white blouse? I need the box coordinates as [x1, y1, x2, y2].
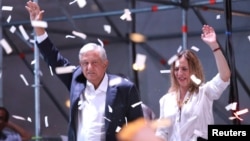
[156, 74, 230, 141]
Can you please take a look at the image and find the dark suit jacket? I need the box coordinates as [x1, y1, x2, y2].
[37, 37, 144, 141]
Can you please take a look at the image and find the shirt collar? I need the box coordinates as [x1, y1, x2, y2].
[86, 73, 108, 93]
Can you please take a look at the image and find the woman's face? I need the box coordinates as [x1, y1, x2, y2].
[174, 56, 191, 89]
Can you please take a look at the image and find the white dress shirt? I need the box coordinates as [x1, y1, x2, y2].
[156, 74, 230, 141]
[77, 74, 108, 141]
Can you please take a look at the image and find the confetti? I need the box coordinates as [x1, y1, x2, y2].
[12, 115, 26, 120]
[104, 25, 111, 34]
[49, 66, 54, 76]
[20, 74, 29, 86]
[77, 0, 87, 8]
[109, 77, 122, 86]
[133, 53, 146, 71]
[44, 116, 49, 127]
[0, 38, 13, 54]
[9, 25, 16, 33]
[55, 66, 76, 74]
[29, 39, 35, 44]
[235, 108, 248, 116]
[6, 15, 11, 23]
[18, 25, 29, 40]
[191, 46, 200, 52]
[190, 74, 201, 85]
[108, 105, 113, 113]
[167, 54, 178, 65]
[216, 14, 221, 20]
[120, 9, 132, 21]
[65, 35, 75, 38]
[69, 0, 77, 5]
[116, 126, 121, 132]
[125, 117, 127, 125]
[247, 35, 250, 42]
[225, 102, 237, 111]
[131, 101, 142, 108]
[104, 117, 111, 122]
[97, 38, 104, 48]
[177, 45, 182, 53]
[27, 117, 32, 122]
[31, 59, 36, 65]
[2, 6, 13, 11]
[31, 20, 48, 28]
[160, 70, 171, 74]
[232, 113, 243, 121]
[72, 30, 87, 40]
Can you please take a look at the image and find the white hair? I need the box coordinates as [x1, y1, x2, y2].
[78, 43, 107, 61]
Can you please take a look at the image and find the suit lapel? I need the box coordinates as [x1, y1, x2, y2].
[104, 76, 117, 131]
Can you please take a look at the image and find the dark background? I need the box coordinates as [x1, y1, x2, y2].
[1, 0, 250, 139]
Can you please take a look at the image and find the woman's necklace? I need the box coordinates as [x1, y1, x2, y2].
[177, 91, 191, 122]
[177, 91, 190, 108]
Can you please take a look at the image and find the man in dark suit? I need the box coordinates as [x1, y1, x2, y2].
[26, 1, 144, 141]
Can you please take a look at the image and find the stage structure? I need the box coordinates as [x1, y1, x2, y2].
[1, 0, 250, 138]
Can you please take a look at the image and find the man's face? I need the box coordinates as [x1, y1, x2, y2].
[80, 50, 108, 88]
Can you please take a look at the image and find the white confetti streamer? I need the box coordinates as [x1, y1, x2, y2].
[55, 66, 76, 74]
[168, 54, 178, 65]
[6, 15, 11, 23]
[225, 102, 237, 111]
[97, 38, 104, 48]
[65, 35, 76, 38]
[29, 39, 35, 44]
[77, 0, 87, 8]
[160, 70, 171, 74]
[31, 59, 36, 65]
[133, 53, 146, 71]
[18, 25, 29, 40]
[235, 108, 248, 116]
[115, 126, 121, 132]
[69, 0, 77, 5]
[104, 25, 111, 34]
[12, 115, 26, 121]
[0, 38, 13, 54]
[27, 117, 32, 122]
[177, 45, 182, 53]
[9, 25, 16, 33]
[216, 14, 221, 20]
[120, 9, 132, 21]
[2, 6, 13, 11]
[108, 105, 113, 113]
[191, 46, 200, 52]
[20, 74, 29, 86]
[190, 74, 201, 85]
[104, 117, 111, 122]
[44, 116, 49, 127]
[31, 20, 48, 28]
[125, 117, 127, 125]
[109, 77, 122, 86]
[131, 101, 142, 108]
[72, 31, 87, 40]
[49, 66, 54, 76]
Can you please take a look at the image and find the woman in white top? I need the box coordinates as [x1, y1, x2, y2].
[156, 25, 231, 141]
